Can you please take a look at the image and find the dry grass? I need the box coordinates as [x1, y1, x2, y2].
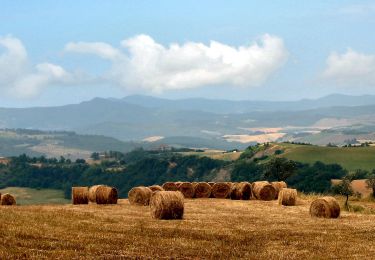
[0, 197, 375, 259]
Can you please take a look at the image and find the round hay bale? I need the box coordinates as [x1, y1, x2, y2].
[150, 191, 184, 220]
[88, 185, 105, 203]
[271, 181, 287, 199]
[211, 182, 232, 199]
[310, 196, 340, 218]
[128, 186, 152, 205]
[162, 182, 179, 191]
[208, 182, 215, 187]
[95, 186, 118, 204]
[148, 185, 164, 192]
[252, 181, 276, 201]
[1, 193, 16, 206]
[176, 182, 195, 198]
[230, 182, 252, 200]
[71, 187, 89, 205]
[278, 188, 297, 206]
[193, 182, 212, 198]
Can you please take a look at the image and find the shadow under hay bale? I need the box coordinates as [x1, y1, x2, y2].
[271, 181, 287, 199]
[193, 182, 211, 198]
[310, 196, 340, 218]
[95, 186, 118, 204]
[278, 188, 297, 206]
[212, 182, 232, 199]
[1, 193, 16, 206]
[176, 182, 195, 198]
[162, 182, 179, 191]
[88, 185, 105, 203]
[230, 182, 252, 200]
[128, 186, 153, 206]
[72, 187, 89, 205]
[252, 181, 276, 201]
[148, 185, 164, 192]
[150, 191, 184, 220]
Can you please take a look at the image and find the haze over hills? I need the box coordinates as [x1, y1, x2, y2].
[1, 94, 375, 149]
[123, 94, 375, 113]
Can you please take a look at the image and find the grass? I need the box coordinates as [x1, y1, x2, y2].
[0, 197, 375, 259]
[0, 187, 70, 205]
[277, 143, 375, 171]
[180, 150, 243, 161]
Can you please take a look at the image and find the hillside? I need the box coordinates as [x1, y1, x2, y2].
[277, 143, 375, 171]
[1, 198, 375, 259]
[2, 95, 375, 147]
[0, 129, 139, 159]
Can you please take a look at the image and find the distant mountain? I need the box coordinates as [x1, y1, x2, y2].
[1, 94, 375, 147]
[122, 94, 375, 113]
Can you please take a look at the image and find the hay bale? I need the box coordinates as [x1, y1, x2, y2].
[128, 186, 152, 205]
[71, 187, 89, 205]
[88, 185, 105, 203]
[148, 185, 164, 192]
[271, 181, 287, 199]
[176, 182, 195, 198]
[252, 181, 276, 201]
[162, 182, 179, 191]
[230, 182, 252, 200]
[278, 188, 297, 206]
[208, 182, 215, 187]
[1, 193, 16, 206]
[95, 186, 118, 204]
[150, 191, 184, 220]
[310, 196, 340, 218]
[193, 182, 212, 198]
[211, 182, 232, 199]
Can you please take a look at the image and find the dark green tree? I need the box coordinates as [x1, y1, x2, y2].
[263, 157, 297, 181]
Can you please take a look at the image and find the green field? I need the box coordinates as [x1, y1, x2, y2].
[0, 187, 69, 205]
[278, 143, 375, 171]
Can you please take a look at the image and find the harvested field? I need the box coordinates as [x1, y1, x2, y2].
[0, 197, 374, 258]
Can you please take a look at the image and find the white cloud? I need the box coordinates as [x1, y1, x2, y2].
[322, 49, 375, 87]
[0, 35, 73, 98]
[66, 34, 288, 93]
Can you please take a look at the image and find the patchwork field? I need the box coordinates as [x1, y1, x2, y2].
[0, 197, 374, 259]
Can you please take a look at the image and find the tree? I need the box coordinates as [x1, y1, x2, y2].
[366, 170, 375, 198]
[332, 173, 356, 209]
[90, 152, 100, 161]
[263, 157, 297, 181]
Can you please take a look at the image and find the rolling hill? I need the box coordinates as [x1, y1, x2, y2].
[1, 94, 375, 147]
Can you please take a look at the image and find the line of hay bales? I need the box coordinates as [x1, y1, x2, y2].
[72, 185, 118, 205]
[129, 180, 289, 201]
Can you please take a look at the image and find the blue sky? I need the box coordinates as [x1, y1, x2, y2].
[1, 0, 375, 107]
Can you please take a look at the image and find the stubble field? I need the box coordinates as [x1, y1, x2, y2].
[0, 197, 374, 259]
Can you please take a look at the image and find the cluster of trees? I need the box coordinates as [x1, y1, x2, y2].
[3, 147, 375, 200]
[0, 150, 226, 199]
[231, 157, 347, 193]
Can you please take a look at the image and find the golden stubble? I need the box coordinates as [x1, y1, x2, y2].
[0, 196, 374, 259]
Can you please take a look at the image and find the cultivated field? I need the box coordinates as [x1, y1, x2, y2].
[1, 197, 375, 259]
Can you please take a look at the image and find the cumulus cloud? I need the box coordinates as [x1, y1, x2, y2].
[66, 34, 288, 92]
[322, 49, 375, 87]
[0, 35, 74, 98]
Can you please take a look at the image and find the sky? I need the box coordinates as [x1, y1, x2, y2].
[0, 0, 375, 107]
